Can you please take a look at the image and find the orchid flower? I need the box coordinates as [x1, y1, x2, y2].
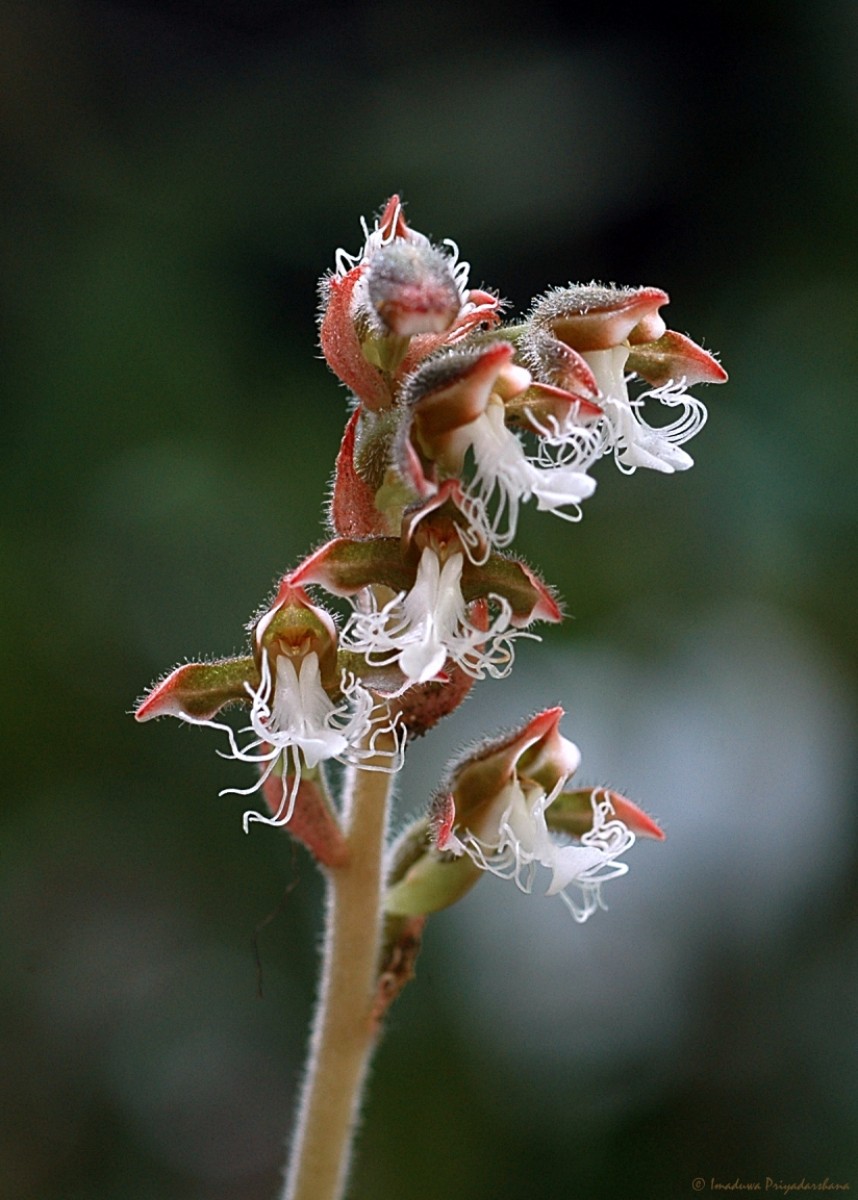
[401, 343, 599, 551]
[135, 583, 404, 834]
[522, 284, 727, 475]
[436, 709, 638, 921]
[443, 780, 637, 922]
[343, 545, 532, 686]
[385, 708, 663, 923]
[289, 506, 560, 692]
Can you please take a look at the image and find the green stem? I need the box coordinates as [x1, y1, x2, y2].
[282, 724, 396, 1200]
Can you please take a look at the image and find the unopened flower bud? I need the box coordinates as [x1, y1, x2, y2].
[366, 240, 463, 337]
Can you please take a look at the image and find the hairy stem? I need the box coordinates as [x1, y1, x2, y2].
[282, 724, 396, 1200]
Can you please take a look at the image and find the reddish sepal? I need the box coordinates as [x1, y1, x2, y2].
[627, 330, 728, 387]
[319, 269, 390, 409]
[330, 408, 388, 538]
[260, 772, 350, 868]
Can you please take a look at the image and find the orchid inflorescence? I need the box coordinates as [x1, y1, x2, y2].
[136, 196, 725, 926]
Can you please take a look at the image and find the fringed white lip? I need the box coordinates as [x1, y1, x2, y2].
[453, 402, 598, 551]
[445, 783, 636, 923]
[344, 547, 535, 688]
[578, 346, 708, 475]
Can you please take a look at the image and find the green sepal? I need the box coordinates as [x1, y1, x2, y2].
[385, 818, 481, 917]
[135, 656, 258, 722]
[461, 552, 560, 625]
[626, 330, 728, 387]
[546, 787, 666, 841]
[542, 788, 595, 837]
[296, 536, 413, 596]
[385, 852, 481, 917]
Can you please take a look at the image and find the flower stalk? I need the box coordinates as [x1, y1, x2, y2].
[282, 721, 397, 1200]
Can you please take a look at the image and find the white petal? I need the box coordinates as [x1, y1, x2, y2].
[546, 843, 630, 894]
[466, 405, 597, 545]
[532, 467, 597, 511]
[583, 346, 631, 400]
[398, 625, 448, 683]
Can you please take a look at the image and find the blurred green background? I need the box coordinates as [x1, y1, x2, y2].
[2, 1, 857, 1198]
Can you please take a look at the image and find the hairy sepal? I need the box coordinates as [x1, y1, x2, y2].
[531, 284, 669, 351]
[135, 656, 258, 722]
[330, 408, 388, 538]
[384, 817, 481, 917]
[626, 330, 728, 387]
[290, 536, 414, 597]
[546, 788, 665, 840]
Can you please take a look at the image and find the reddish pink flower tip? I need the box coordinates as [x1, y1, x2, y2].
[433, 793, 457, 850]
[377, 194, 409, 243]
[627, 330, 728, 388]
[603, 791, 666, 840]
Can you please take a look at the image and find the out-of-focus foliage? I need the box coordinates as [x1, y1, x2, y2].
[1, 2, 856, 1197]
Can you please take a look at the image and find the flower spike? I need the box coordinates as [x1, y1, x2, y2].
[138, 197, 711, 956]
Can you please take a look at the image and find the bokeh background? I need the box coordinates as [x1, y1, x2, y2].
[2, 1, 857, 1198]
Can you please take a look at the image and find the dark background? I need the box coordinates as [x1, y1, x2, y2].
[2, 2, 857, 1198]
